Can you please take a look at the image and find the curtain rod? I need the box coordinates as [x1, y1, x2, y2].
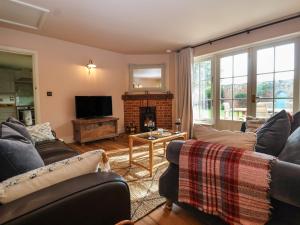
[177, 13, 300, 52]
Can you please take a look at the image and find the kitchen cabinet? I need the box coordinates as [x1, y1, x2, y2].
[0, 73, 15, 93]
[0, 106, 17, 123]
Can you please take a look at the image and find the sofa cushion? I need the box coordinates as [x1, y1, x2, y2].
[26, 122, 56, 143]
[255, 110, 290, 156]
[0, 124, 44, 182]
[4, 117, 33, 143]
[0, 149, 110, 203]
[245, 116, 266, 132]
[193, 125, 257, 151]
[278, 127, 300, 164]
[291, 111, 300, 134]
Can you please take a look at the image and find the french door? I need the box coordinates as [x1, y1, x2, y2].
[252, 40, 297, 118]
[214, 38, 299, 130]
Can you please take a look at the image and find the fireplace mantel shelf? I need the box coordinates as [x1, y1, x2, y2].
[122, 93, 174, 101]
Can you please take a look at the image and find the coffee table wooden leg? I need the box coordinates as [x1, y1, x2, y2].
[149, 142, 154, 177]
[129, 137, 133, 167]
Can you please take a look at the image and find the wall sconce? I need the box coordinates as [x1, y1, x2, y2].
[86, 59, 96, 74]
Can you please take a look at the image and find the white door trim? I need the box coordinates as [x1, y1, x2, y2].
[0, 45, 40, 124]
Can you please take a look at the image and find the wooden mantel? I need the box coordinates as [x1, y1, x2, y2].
[122, 93, 174, 101]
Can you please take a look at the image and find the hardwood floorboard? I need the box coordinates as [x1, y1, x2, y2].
[68, 133, 144, 153]
[136, 205, 205, 225]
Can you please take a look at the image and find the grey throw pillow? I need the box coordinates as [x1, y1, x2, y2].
[291, 111, 300, 134]
[255, 110, 290, 156]
[0, 124, 44, 182]
[4, 117, 33, 143]
[278, 127, 300, 165]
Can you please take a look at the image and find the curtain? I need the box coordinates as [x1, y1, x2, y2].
[176, 47, 193, 138]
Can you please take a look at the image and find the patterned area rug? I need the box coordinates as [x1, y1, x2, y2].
[107, 143, 168, 222]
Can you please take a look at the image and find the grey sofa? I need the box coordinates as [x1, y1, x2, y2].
[159, 140, 300, 225]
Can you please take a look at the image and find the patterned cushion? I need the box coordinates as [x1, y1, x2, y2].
[0, 149, 110, 204]
[26, 122, 56, 143]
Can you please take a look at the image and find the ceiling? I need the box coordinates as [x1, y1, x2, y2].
[0, 0, 300, 54]
[0, 51, 32, 70]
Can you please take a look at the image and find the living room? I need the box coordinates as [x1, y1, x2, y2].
[0, 1, 300, 225]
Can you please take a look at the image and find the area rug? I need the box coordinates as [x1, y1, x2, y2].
[107, 143, 168, 222]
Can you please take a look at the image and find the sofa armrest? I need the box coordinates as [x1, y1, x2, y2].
[0, 172, 130, 225]
[270, 160, 300, 208]
[166, 140, 185, 165]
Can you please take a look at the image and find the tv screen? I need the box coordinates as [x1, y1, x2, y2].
[75, 96, 112, 119]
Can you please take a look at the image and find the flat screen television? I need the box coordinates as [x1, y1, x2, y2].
[75, 96, 112, 119]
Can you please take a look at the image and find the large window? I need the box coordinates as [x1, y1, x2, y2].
[192, 37, 299, 125]
[192, 59, 213, 124]
[255, 43, 295, 118]
[219, 53, 248, 121]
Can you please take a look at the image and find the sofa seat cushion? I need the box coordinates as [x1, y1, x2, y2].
[255, 110, 290, 156]
[0, 124, 44, 182]
[0, 149, 110, 204]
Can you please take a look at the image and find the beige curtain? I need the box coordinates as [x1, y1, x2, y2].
[176, 47, 193, 138]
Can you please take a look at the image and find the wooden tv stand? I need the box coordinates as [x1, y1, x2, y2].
[72, 117, 119, 144]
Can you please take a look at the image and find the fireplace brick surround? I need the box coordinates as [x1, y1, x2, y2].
[122, 93, 173, 132]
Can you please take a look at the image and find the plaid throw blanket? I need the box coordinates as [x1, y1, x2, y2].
[179, 140, 275, 225]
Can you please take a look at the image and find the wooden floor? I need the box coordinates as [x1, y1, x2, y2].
[69, 135, 204, 225]
[136, 204, 204, 225]
[68, 133, 143, 154]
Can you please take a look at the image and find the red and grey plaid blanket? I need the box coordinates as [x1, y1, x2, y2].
[179, 140, 275, 225]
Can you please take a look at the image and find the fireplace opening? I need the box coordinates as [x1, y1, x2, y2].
[140, 107, 156, 132]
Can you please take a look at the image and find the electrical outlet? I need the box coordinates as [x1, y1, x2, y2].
[47, 91, 52, 96]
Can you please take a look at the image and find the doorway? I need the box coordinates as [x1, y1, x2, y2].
[0, 50, 37, 126]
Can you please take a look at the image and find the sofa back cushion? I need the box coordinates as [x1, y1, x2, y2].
[0, 149, 110, 203]
[193, 125, 256, 151]
[255, 110, 290, 156]
[4, 117, 33, 143]
[278, 127, 300, 164]
[0, 124, 44, 182]
[291, 111, 300, 134]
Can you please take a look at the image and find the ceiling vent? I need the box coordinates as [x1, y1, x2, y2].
[0, 0, 49, 30]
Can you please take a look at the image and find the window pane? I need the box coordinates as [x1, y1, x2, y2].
[256, 99, 273, 118]
[275, 71, 294, 98]
[275, 99, 293, 114]
[233, 76, 247, 99]
[220, 100, 232, 120]
[220, 78, 232, 99]
[200, 80, 212, 100]
[233, 99, 247, 121]
[220, 56, 233, 78]
[200, 60, 211, 80]
[275, 43, 294, 72]
[198, 100, 212, 121]
[256, 73, 273, 98]
[257, 47, 274, 74]
[234, 53, 248, 76]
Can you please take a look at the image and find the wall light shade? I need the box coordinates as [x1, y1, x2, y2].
[86, 59, 96, 74]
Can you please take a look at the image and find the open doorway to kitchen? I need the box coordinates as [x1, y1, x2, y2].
[0, 50, 37, 126]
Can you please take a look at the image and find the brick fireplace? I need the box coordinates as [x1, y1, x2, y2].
[122, 93, 173, 132]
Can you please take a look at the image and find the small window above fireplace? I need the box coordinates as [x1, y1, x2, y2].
[129, 64, 166, 92]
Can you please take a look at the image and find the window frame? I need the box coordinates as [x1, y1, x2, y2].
[192, 35, 300, 126]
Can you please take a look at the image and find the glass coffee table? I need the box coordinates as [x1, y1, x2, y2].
[129, 130, 187, 177]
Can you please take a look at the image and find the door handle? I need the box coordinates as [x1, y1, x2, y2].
[251, 95, 256, 103]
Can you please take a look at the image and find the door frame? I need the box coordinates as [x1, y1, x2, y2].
[0, 45, 40, 124]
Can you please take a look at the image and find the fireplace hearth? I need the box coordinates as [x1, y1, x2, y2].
[140, 107, 156, 132]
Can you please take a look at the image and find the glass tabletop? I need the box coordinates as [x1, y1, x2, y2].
[135, 130, 182, 140]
